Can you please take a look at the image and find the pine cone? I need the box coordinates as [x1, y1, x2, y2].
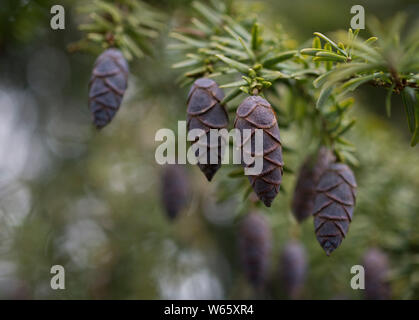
[88, 48, 129, 129]
[292, 147, 335, 222]
[312, 163, 357, 255]
[363, 248, 391, 300]
[160, 164, 189, 220]
[234, 96, 283, 207]
[238, 212, 272, 289]
[279, 241, 307, 299]
[187, 78, 229, 181]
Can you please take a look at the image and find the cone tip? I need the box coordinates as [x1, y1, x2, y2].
[263, 199, 272, 207]
[322, 240, 336, 256]
[204, 171, 215, 181]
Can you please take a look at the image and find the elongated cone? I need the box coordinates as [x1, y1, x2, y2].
[292, 147, 335, 222]
[234, 96, 283, 207]
[280, 241, 307, 299]
[161, 164, 189, 220]
[238, 212, 271, 289]
[312, 163, 357, 255]
[363, 248, 391, 300]
[88, 48, 129, 129]
[187, 78, 229, 181]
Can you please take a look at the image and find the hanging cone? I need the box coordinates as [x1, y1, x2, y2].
[160, 164, 189, 220]
[312, 163, 357, 255]
[279, 241, 307, 299]
[234, 96, 283, 207]
[292, 147, 335, 222]
[363, 248, 391, 300]
[238, 212, 272, 289]
[88, 48, 129, 129]
[187, 78, 229, 181]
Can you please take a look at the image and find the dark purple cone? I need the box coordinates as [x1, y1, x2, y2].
[363, 248, 391, 300]
[160, 164, 189, 220]
[292, 147, 335, 222]
[88, 48, 129, 129]
[238, 212, 272, 289]
[234, 96, 283, 207]
[279, 241, 307, 299]
[187, 78, 229, 181]
[312, 163, 357, 255]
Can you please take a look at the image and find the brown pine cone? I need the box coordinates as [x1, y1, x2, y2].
[312, 163, 357, 255]
[160, 164, 189, 220]
[363, 248, 391, 300]
[238, 212, 272, 289]
[234, 96, 283, 207]
[187, 78, 229, 181]
[292, 147, 335, 222]
[88, 48, 129, 129]
[279, 241, 307, 299]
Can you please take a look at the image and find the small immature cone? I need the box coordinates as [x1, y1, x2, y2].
[88, 48, 129, 129]
[187, 78, 229, 181]
[160, 164, 189, 220]
[234, 96, 283, 207]
[363, 248, 391, 300]
[279, 241, 307, 299]
[312, 163, 357, 255]
[238, 212, 272, 289]
[292, 147, 335, 222]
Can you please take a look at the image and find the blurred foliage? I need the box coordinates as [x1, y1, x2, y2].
[0, 0, 57, 49]
[68, 0, 166, 60]
[300, 15, 419, 145]
[0, 0, 418, 300]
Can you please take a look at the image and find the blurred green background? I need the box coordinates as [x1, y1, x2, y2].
[0, 0, 418, 299]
